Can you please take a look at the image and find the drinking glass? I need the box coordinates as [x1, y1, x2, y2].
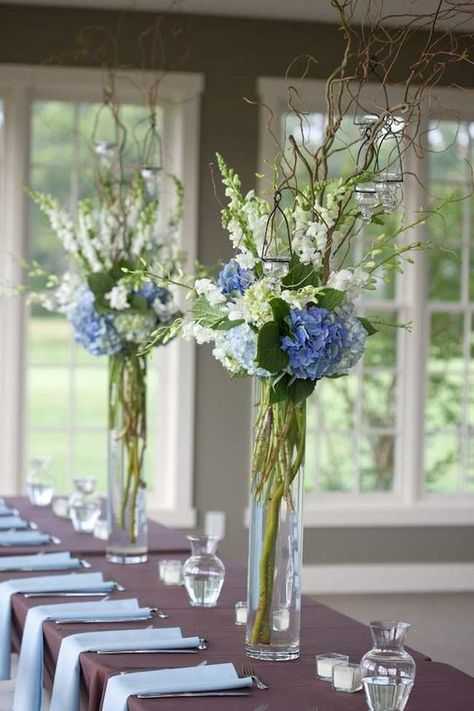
[26, 456, 54, 507]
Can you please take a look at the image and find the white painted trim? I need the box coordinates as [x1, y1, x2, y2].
[148, 506, 197, 529]
[302, 563, 474, 594]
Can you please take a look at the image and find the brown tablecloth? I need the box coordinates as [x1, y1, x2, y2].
[6, 553, 444, 711]
[1, 510, 472, 710]
[4, 497, 188, 555]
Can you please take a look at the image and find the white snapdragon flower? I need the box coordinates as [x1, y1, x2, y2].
[105, 283, 130, 310]
[182, 321, 215, 344]
[195, 278, 226, 306]
[227, 217, 244, 249]
[54, 272, 79, 315]
[235, 250, 257, 269]
[49, 207, 77, 254]
[327, 267, 371, 298]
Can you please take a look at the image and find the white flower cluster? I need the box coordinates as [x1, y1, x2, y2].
[327, 267, 373, 299]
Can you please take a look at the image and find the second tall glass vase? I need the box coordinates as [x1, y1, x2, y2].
[106, 348, 148, 564]
[246, 378, 306, 661]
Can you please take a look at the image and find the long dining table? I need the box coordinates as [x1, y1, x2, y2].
[3, 497, 474, 710]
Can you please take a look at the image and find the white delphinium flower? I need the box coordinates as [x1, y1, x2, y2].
[47, 204, 77, 255]
[76, 202, 102, 272]
[195, 278, 226, 306]
[105, 283, 130, 311]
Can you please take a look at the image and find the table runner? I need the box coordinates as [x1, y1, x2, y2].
[4, 498, 188, 556]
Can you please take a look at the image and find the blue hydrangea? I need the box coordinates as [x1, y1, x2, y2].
[217, 259, 256, 296]
[214, 323, 268, 376]
[137, 282, 172, 306]
[280, 304, 366, 380]
[69, 286, 122, 356]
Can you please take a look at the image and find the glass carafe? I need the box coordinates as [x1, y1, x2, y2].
[183, 535, 225, 608]
[360, 620, 416, 711]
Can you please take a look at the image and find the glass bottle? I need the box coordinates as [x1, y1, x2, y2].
[183, 535, 225, 607]
[360, 620, 416, 711]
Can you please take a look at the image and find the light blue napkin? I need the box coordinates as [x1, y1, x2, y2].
[13, 598, 148, 711]
[102, 663, 253, 711]
[0, 516, 29, 530]
[0, 572, 115, 679]
[50, 627, 202, 711]
[0, 530, 51, 546]
[0, 552, 81, 572]
[0, 506, 17, 516]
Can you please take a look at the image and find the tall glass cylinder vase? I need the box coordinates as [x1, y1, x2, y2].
[106, 348, 148, 564]
[246, 377, 306, 661]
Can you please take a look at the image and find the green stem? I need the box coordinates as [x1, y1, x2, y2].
[249, 378, 307, 647]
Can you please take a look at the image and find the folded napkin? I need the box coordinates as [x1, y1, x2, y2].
[0, 516, 29, 530]
[13, 598, 149, 711]
[102, 663, 253, 711]
[0, 530, 51, 546]
[0, 506, 17, 516]
[0, 572, 115, 679]
[0, 552, 81, 572]
[51, 627, 201, 711]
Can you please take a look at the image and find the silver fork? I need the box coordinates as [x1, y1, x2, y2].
[241, 662, 268, 690]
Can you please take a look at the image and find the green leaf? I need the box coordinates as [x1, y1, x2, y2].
[213, 317, 244, 331]
[357, 316, 378, 336]
[317, 288, 345, 310]
[192, 296, 226, 328]
[269, 374, 291, 404]
[110, 259, 136, 280]
[288, 378, 316, 403]
[93, 296, 109, 314]
[281, 255, 320, 290]
[257, 321, 289, 374]
[269, 297, 290, 323]
[87, 272, 115, 296]
[130, 294, 148, 313]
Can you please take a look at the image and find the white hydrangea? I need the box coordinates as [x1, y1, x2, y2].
[281, 286, 322, 310]
[195, 278, 226, 306]
[105, 283, 130, 311]
[228, 277, 277, 327]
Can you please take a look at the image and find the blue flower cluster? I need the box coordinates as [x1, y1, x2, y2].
[137, 282, 173, 306]
[281, 304, 366, 380]
[218, 259, 256, 296]
[69, 287, 122, 356]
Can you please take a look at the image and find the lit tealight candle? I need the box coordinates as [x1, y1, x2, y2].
[272, 606, 290, 631]
[162, 560, 183, 585]
[316, 653, 349, 681]
[52, 497, 69, 518]
[235, 601, 248, 625]
[332, 662, 362, 693]
[93, 518, 109, 540]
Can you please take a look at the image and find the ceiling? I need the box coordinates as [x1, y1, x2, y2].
[5, 0, 474, 28]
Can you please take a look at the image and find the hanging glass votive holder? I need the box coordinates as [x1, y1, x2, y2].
[355, 183, 378, 221]
[374, 171, 403, 213]
[140, 166, 163, 200]
[94, 141, 118, 171]
[261, 189, 293, 279]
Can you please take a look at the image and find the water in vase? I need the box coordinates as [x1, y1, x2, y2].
[362, 676, 414, 711]
[183, 571, 224, 607]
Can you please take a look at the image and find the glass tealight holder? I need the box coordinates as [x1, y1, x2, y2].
[52, 497, 69, 518]
[70, 500, 101, 534]
[332, 662, 362, 693]
[235, 601, 248, 626]
[161, 559, 184, 586]
[316, 653, 349, 681]
[26, 456, 54, 507]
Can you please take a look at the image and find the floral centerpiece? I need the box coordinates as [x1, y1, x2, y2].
[176, 152, 417, 658]
[29, 165, 183, 563]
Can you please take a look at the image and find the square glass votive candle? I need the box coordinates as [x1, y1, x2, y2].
[316, 653, 349, 681]
[332, 662, 362, 693]
[235, 601, 248, 626]
[161, 559, 184, 585]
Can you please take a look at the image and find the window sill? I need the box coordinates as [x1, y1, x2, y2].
[302, 495, 474, 527]
[148, 507, 197, 529]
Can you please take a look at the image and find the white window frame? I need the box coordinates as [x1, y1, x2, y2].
[0, 64, 204, 527]
[257, 77, 474, 527]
